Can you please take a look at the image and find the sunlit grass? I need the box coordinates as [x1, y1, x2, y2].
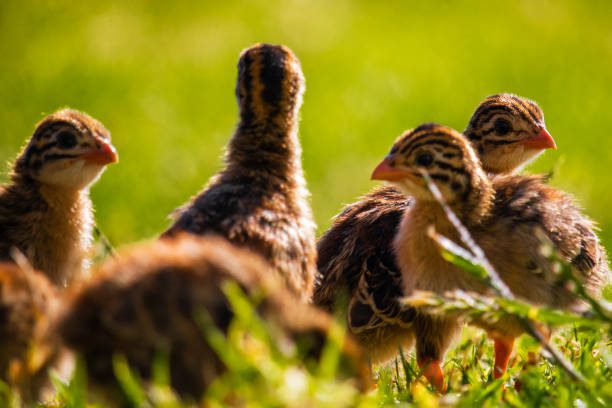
[14, 286, 611, 407]
[2, 240, 611, 406]
[1, 1, 611, 406]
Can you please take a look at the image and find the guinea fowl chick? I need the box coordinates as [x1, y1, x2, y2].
[163, 44, 316, 302]
[372, 123, 608, 391]
[464, 93, 555, 173]
[0, 261, 60, 402]
[313, 94, 556, 362]
[0, 109, 118, 287]
[57, 235, 370, 402]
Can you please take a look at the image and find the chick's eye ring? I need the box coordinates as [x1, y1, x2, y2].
[416, 152, 434, 167]
[56, 131, 77, 149]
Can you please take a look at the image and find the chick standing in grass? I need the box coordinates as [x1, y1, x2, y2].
[372, 123, 608, 391]
[0, 109, 118, 287]
[163, 44, 316, 302]
[314, 94, 557, 362]
[57, 235, 370, 402]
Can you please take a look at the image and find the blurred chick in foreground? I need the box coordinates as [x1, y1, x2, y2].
[56, 235, 370, 403]
[0, 261, 62, 403]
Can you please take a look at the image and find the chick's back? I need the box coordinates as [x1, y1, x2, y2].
[57, 236, 369, 399]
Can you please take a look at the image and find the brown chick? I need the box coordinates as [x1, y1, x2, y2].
[163, 44, 316, 302]
[372, 123, 608, 391]
[314, 94, 556, 362]
[0, 261, 60, 402]
[56, 235, 370, 403]
[0, 109, 118, 287]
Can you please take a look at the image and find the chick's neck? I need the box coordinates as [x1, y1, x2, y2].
[225, 113, 303, 183]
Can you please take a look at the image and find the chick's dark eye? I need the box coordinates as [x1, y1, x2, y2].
[56, 131, 77, 149]
[493, 118, 512, 136]
[416, 153, 433, 167]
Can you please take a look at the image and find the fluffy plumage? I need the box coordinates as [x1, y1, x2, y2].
[163, 44, 316, 301]
[57, 236, 370, 402]
[314, 185, 416, 361]
[0, 109, 118, 286]
[375, 123, 608, 390]
[0, 262, 60, 401]
[314, 94, 556, 361]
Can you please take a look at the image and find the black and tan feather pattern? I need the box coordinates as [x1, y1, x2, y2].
[347, 258, 416, 361]
[163, 44, 316, 301]
[314, 185, 409, 310]
[56, 236, 370, 401]
[0, 109, 117, 286]
[489, 174, 609, 295]
[377, 124, 608, 390]
[464, 93, 552, 174]
[313, 185, 416, 361]
[313, 94, 555, 361]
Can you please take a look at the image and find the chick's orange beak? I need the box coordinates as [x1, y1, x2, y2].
[371, 156, 408, 181]
[521, 126, 557, 150]
[83, 141, 119, 165]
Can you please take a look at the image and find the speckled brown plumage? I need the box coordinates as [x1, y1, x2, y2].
[56, 236, 370, 402]
[163, 44, 316, 302]
[0, 262, 60, 401]
[376, 123, 608, 390]
[314, 185, 416, 361]
[487, 174, 608, 296]
[0, 109, 118, 287]
[313, 94, 556, 361]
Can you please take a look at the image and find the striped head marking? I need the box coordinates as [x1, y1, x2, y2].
[15, 109, 118, 189]
[235, 43, 305, 126]
[372, 124, 491, 212]
[465, 94, 556, 174]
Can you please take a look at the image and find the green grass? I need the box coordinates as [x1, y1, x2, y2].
[3, 230, 612, 406]
[1, 1, 611, 406]
[3, 278, 609, 407]
[4, 222, 612, 407]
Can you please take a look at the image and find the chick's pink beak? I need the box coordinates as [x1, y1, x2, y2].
[83, 141, 119, 165]
[522, 126, 557, 150]
[371, 156, 407, 181]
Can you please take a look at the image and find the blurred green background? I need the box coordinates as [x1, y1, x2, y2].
[1, 0, 611, 250]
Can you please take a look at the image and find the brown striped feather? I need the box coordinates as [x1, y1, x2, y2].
[56, 236, 370, 401]
[388, 124, 608, 374]
[163, 44, 316, 301]
[314, 95, 555, 362]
